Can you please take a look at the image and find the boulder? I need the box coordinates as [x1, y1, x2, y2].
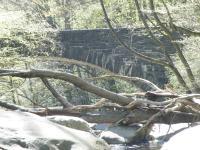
[161, 124, 200, 150]
[47, 115, 91, 132]
[0, 110, 110, 150]
[100, 125, 140, 144]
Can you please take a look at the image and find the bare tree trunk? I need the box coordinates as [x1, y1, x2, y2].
[149, 0, 200, 93]
[99, 0, 192, 92]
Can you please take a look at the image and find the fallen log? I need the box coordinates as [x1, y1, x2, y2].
[81, 108, 200, 124]
[0, 99, 198, 124]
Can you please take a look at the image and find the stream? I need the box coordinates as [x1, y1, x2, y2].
[110, 141, 162, 150]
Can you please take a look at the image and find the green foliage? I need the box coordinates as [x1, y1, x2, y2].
[167, 36, 200, 93]
[72, 0, 138, 29]
[0, 1, 60, 106]
[160, 1, 200, 92]
[0, 0, 200, 107]
[72, 3, 106, 29]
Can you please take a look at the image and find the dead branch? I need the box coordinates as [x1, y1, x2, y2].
[0, 69, 133, 105]
[174, 94, 200, 101]
[1, 68, 200, 128]
[176, 25, 200, 36]
[41, 78, 73, 108]
[131, 99, 185, 142]
[0, 98, 199, 125]
[145, 91, 178, 101]
[128, 93, 200, 141]
[0, 99, 28, 111]
[37, 56, 115, 75]
[0, 69, 177, 107]
[119, 92, 145, 98]
[89, 75, 163, 91]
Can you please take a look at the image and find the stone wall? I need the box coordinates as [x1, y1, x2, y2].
[58, 28, 175, 87]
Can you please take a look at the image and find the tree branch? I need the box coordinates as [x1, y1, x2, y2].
[149, 0, 200, 92]
[100, 0, 191, 92]
[41, 78, 73, 108]
[134, 0, 190, 92]
[38, 56, 115, 75]
[89, 74, 163, 91]
[0, 69, 132, 105]
[173, 24, 200, 37]
[0, 98, 199, 125]
[99, 0, 171, 66]
[0, 69, 175, 106]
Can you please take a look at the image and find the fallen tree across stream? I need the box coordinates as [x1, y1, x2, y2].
[0, 68, 200, 142]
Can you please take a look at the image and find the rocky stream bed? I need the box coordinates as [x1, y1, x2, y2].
[0, 110, 199, 150]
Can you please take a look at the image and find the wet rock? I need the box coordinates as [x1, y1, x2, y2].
[47, 115, 92, 132]
[100, 131, 126, 144]
[100, 125, 140, 144]
[0, 110, 110, 150]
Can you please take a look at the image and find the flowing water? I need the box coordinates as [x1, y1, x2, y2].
[110, 141, 162, 150]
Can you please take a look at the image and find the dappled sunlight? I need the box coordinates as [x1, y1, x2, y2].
[0, 0, 200, 149]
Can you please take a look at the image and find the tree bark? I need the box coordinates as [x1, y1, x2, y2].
[0, 99, 198, 124]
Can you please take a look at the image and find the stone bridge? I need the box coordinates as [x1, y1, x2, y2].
[58, 28, 175, 87]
